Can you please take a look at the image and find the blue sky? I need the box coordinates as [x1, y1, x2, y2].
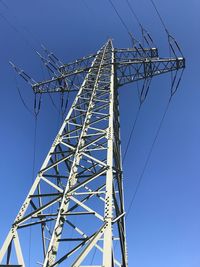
[0, 0, 199, 266]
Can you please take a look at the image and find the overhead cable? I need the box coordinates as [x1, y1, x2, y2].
[15, 80, 34, 116]
[123, 105, 141, 164]
[126, 97, 171, 218]
[108, 0, 130, 34]
[123, 77, 152, 163]
[125, 0, 155, 47]
[150, 0, 183, 57]
[126, 68, 184, 217]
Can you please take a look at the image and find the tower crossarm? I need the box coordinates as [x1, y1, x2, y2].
[114, 47, 158, 62]
[58, 54, 96, 74]
[59, 47, 158, 75]
[32, 56, 97, 94]
[32, 65, 92, 94]
[32, 47, 160, 94]
[117, 56, 185, 86]
[32, 74, 80, 94]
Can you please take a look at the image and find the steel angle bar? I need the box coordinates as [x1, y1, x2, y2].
[69, 196, 104, 221]
[71, 223, 107, 267]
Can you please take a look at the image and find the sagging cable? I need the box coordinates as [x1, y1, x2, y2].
[141, 27, 156, 48]
[170, 68, 185, 98]
[139, 78, 152, 104]
[125, 0, 156, 48]
[150, 0, 183, 58]
[15, 77, 34, 116]
[168, 34, 184, 58]
[34, 93, 42, 117]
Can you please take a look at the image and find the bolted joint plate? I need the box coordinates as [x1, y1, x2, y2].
[150, 48, 159, 58]
[176, 58, 185, 69]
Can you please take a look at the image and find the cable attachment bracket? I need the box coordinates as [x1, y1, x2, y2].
[9, 61, 37, 86]
[41, 44, 64, 68]
[36, 51, 60, 78]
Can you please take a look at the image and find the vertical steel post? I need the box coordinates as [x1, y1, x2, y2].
[103, 40, 115, 266]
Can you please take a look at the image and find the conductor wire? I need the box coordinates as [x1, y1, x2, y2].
[126, 67, 184, 217]
[126, 97, 171, 217]
[108, 0, 130, 34]
[150, 0, 168, 34]
[125, 0, 142, 28]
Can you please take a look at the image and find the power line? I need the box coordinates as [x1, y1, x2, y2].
[0, 11, 37, 53]
[150, 0, 183, 54]
[108, 0, 145, 47]
[123, 104, 141, 163]
[126, 96, 172, 217]
[150, 0, 168, 34]
[125, 66, 184, 217]
[125, 0, 142, 27]
[15, 76, 34, 116]
[14, 70, 40, 267]
[123, 78, 153, 163]
[0, 2, 42, 49]
[0, 5, 64, 116]
[39, 57, 60, 114]
[3, 5, 71, 141]
[150, 0, 184, 59]
[125, 0, 155, 47]
[108, 0, 130, 34]
[126, 65, 184, 217]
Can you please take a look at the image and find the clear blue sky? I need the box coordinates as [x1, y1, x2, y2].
[0, 0, 199, 266]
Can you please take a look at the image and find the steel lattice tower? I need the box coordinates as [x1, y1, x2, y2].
[0, 40, 185, 267]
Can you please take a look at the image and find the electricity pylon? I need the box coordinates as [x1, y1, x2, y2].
[0, 39, 185, 267]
